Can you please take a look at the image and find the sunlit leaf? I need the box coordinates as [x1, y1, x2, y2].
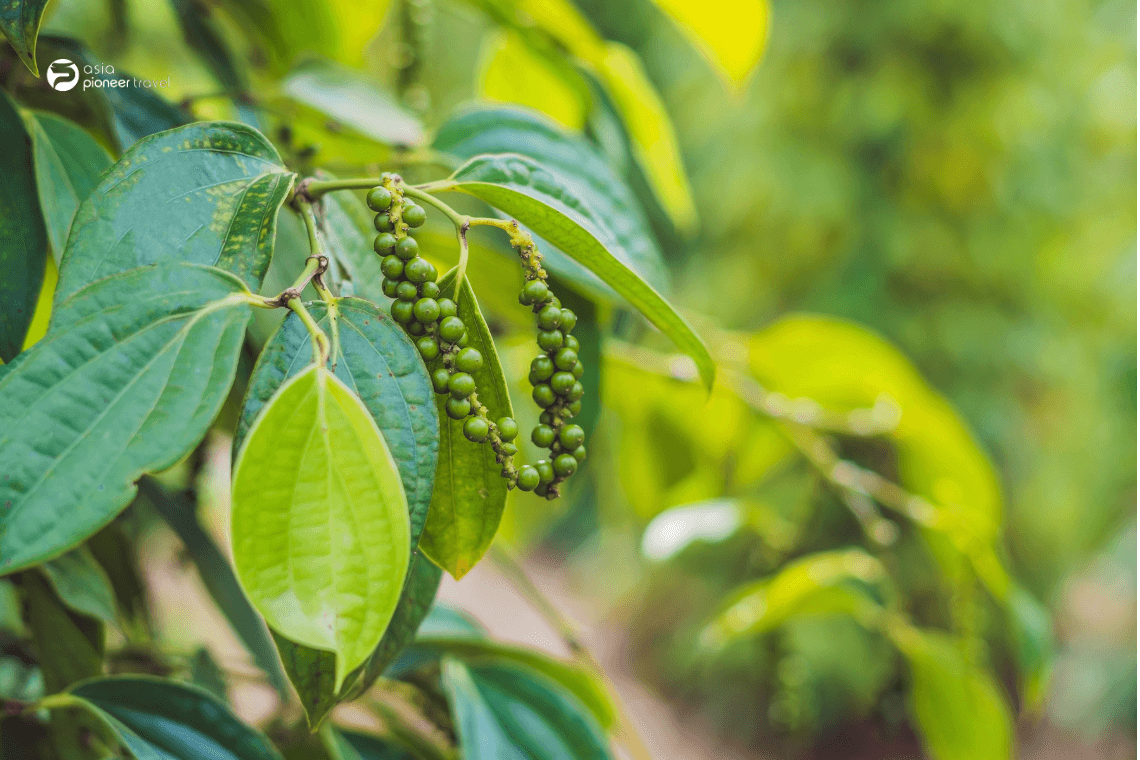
[0, 0, 49, 74]
[646, 0, 769, 87]
[640, 499, 746, 562]
[18, 249, 56, 353]
[232, 365, 411, 691]
[478, 30, 588, 130]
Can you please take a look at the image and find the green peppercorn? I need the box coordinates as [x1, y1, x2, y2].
[528, 370, 541, 386]
[560, 309, 577, 332]
[539, 411, 554, 425]
[395, 236, 419, 261]
[380, 255, 405, 280]
[456, 331, 470, 348]
[455, 347, 483, 373]
[374, 214, 395, 233]
[553, 348, 577, 371]
[407, 322, 426, 336]
[531, 424, 555, 448]
[404, 257, 432, 284]
[567, 400, 582, 417]
[558, 424, 585, 450]
[537, 330, 563, 351]
[567, 381, 585, 401]
[374, 232, 397, 255]
[396, 281, 419, 302]
[416, 336, 440, 360]
[531, 355, 554, 381]
[438, 298, 457, 318]
[547, 296, 561, 309]
[431, 367, 451, 394]
[553, 453, 577, 477]
[520, 279, 549, 305]
[500, 442, 518, 456]
[425, 261, 438, 282]
[550, 371, 575, 395]
[448, 372, 476, 399]
[419, 281, 440, 299]
[402, 204, 427, 228]
[439, 316, 465, 344]
[496, 417, 519, 441]
[572, 361, 585, 379]
[536, 304, 562, 330]
[535, 460, 555, 484]
[463, 416, 488, 442]
[532, 384, 555, 408]
[381, 278, 399, 298]
[535, 483, 549, 497]
[446, 397, 471, 419]
[572, 445, 587, 463]
[367, 186, 393, 211]
[390, 300, 414, 323]
[516, 466, 540, 491]
[413, 298, 440, 324]
[562, 335, 580, 352]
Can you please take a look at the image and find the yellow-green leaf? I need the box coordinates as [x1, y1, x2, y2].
[478, 29, 589, 130]
[231, 365, 410, 692]
[646, 0, 769, 87]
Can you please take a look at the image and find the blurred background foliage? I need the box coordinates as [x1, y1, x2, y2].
[25, 0, 1136, 755]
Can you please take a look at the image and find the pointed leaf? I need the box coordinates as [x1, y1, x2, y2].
[419, 270, 513, 578]
[0, 263, 253, 575]
[0, 90, 47, 361]
[437, 154, 713, 390]
[646, 0, 769, 87]
[441, 658, 612, 760]
[0, 0, 49, 74]
[41, 547, 119, 628]
[19, 572, 103, 693]
[57, 121, 295, 302]
[231, 365, 411, 691]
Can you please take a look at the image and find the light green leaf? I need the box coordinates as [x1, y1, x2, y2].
[0, 90, 47, 362]
[57, 121, 295, 303]
[419, 270, 513, 579]
[646, 0, 769, 87]
[64, 676, 284, 760]
[282, 57, 425, 148]
[231, 365, 411, 692]
[700, 549, 886, 648]
[0, 263, 253, 576]
[19, 571, 103, 694]
[0, 0, 49, 74]
[477, 30, 590, 130]
[432, 106, 668, 298]
[441, 657, 613, 760]
[41, 548, 119, 628]
[891, 625, 1014, 760]
[437, 154, 713, 390]
[22, 111, 113, 265]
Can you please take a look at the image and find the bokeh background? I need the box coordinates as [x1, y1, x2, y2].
[33, 0, 1136, 756]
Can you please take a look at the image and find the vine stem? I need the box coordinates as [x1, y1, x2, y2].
[298, 200, 341, 367]
[289, 298, 329, 366]
[486, 545, 654, 760]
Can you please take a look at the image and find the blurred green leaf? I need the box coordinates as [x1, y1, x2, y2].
[171, 0, 248, 95]
[326, 729, 412, 760]
[316, 180, 386, 303]
[1005, 584, 1054, 711]
[0, 0, 49, 74]
[19, 572, 103, 694]
[890, 625, 1014, 760]
[86, 523, 152, 642]
[477, 30, 590, 130]
[645, 0, 769, 87]
[189, 648, 229, 703]
[41, 548, 119, 629]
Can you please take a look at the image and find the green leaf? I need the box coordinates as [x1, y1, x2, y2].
[86, 523, 152, 640]
[22, 111, 113, 265]
[0, 90, 47, 362]
[0, 0, 49, 74]
[170, 0, 248, 96]
[57, 121, 295, 302]
[438, 154, 713, 390]
[314, 179, 387, 304]
[66, 676, 284, 760]
[477, 30, 590, 130]
[645, 0, 769, 87]
[432, 106, 668, 298]
[41, 548, 119, 628]
[1005, 584, 1054, 711]
[0, 263, 253, 575]
[441, 657, 613, 760]
[282, 57, 424, 148]
[700, 549, 886, 649]
[142, 478, 289, 699]
[890, 625, 1014, 760]
[419, 270, 513, 578]
[19, 571, 104, 694]
[189, 648, 229, 703]
[231, 365, 411, 692]
[334, 730, 412, 760]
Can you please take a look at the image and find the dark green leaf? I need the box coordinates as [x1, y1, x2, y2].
[441, 658, 612, 760]
[23, 111, 113, 264]
[316, 182, 386, 304]
[0, 264, 253, 575]
[143, 478, 289, 699]
[86, 523, 152, 639]
[19, 572, 103, 694]
[433, 107, 667, 297]
[336, 730, 413, 760]
[438, 154, 714, 390]
[96, 74, 188, 153]
[420, 270, 514, 579]
[57, 121, 295, 302]
[170, 0, 247, 96]
[0, 90, 47, 361]
[0, 0, 49, 74]
[67, 676, 284, 760]
[41, 548, 119, 628]
[189, 648, 229, 703]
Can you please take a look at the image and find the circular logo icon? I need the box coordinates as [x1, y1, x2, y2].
[47, 59, 80, 91]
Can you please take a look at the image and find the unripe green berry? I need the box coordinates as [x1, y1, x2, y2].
[496, 417, 519, 441]
[528, 370, 542, 386]
[438, 299, 457, 318]
[539, 411, 554, 425]
[547, 296, 561, 309]
[536, 304, 562, 330]
[520, 279, 549, 305]
[404, 257, 433, 284]
[516, 466, 540, 491]
[374, 232, 397, 255]
[448, 372, 476, 399]
[562, 335, 580, 352]
[567, 400, 582, 417]
[535, 460, 555, 484]
[396, 281, 419, 301]
[380, 255, 404, 280]
[395, 236, 419, 261]
[402, 204, 427, 227]
[572, 361, 585, 379]
[500, 442, 518, 456]
[431, 367, 451, 394]
[531, 424, 555, 448]
[391, 300, 414, 324]
[416, 336, 439, 360]
[530, 355, 554, 381]
[572, 445, 587, 462]
[550, 372, 575, 395]
[560, 309, 577, 332]
[567, 381, 585, 401]
[554, 348, 577, 371]
[553, 453, 577, 477]
[381, 278, 399, 298]
[463, 416, 489, 442]
[535, 483, 549, 497]
[413, 297, 440, 323]
[367, 186, 393, 211]
[439, 316, 465, 344]
[456, 331, 470, 347]
[374, 214, 395, 233]
[407, 322, 426, 336]
[445, 397, 471, 419]
[455, 347, 483, 373]
[537, 330, 563, 351]
[558, 424, 585, 450]
[419, 281, 440, 299]
[532, 384, 555, 408]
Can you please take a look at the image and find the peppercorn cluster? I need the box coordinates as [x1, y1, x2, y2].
[367, 177, 585, 498]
